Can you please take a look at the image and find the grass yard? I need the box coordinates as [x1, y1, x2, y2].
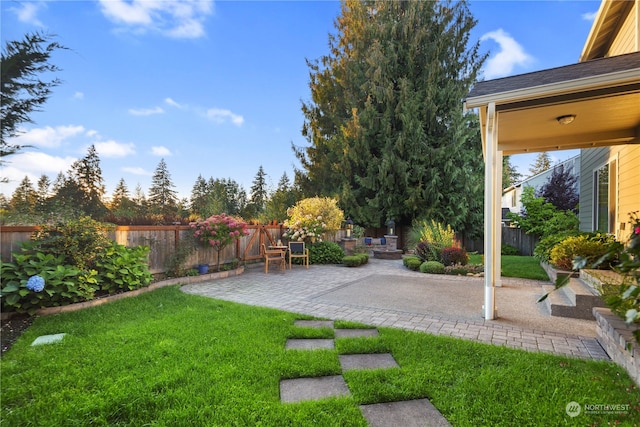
[468, 254, 550, 281]
[2, 286, 638, 426]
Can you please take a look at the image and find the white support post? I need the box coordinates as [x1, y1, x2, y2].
[483, 102, 500, 320]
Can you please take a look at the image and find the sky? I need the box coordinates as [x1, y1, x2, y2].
[1, 0, 600, 201]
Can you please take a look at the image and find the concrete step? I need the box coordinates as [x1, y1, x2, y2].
[541, 277, 607, 320]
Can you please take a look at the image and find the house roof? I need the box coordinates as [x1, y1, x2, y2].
[581, 0, 636, 61]
[464, 52, 640, 155]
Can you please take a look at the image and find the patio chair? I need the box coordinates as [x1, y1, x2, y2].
[262, 243, 285, 273]
[288, 241, 309, 269]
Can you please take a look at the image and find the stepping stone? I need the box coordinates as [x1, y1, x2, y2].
[335, 328, 379, 338]
[280, 375, 350, 403]
[339, 353, 399, 371]
[31, 333, 66, 346]
[286, 339, 335, 350]
[294, 320, 334, 329]
[360, 398, 452, 427]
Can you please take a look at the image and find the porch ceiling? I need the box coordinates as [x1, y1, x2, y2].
[464, 52, 640, 156]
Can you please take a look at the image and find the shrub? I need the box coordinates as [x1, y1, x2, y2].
[534, 230, 580, 263]
[308, 241, 345, 264]
[414, 242, 437, 262]
[409, 219, 456, 261]
[549, 233, 617, 270]
[190, 213, 249, 272]
[0, 252, 99, 315]
[501, 244, 519, 256]
[403, 256, 422, 271]
[441, 246, 468, 266]
[28, 216, 114, 271]
[507, 187, 579, 238]
[96, 242, 152, 294]
[283, 197, 344, 243]
[420, 261, 445, 274]
[343, 254, 368, 267]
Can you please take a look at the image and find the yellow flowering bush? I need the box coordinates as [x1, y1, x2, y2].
[283, 197, 344, 243]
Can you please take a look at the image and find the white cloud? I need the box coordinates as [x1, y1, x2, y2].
[98, 0, 214, 39]
[165, 97, 184, 108]
[128, 106, 165, 116]
[74, 91, 85, 100]
[10, 2, 45, 26]
[206, 108, 244, 126]
[582, 11, 597, 21]
[151, 146, 172, 156]
[122, 166, 152, 176]
[0, 151, 78, 196]
[12, 125, 85, 148]
[480, 29, 534, 79]
[94, 140, 136, 157]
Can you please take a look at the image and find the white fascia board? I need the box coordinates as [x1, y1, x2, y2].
[465, 68, 640, 110]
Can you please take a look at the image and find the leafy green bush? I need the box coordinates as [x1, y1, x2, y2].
[507, 187, 579, 238]
[0, 252, 99, 314]
[550, 233, 617, 270]
[308, 241, 345, 264]
[534, 230, 580, 263]
[501, 244, 519, 256]
[343, 254, 368, 267]
[96, 243, 152, 294]
[28, 216, 114, 271]
[420, 261, 445, 274]
[403, 255, 422, 271]
[441, 246, 468, 266]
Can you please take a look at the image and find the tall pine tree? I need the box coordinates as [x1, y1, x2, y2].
[529, 152, 552, 176]
[296, 0, 486, 236]
[148, 158, 178, 218]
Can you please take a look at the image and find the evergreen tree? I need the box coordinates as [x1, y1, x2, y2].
[296, 0, 485, 236]
[503, 156, 522, 188]
[69, 144, 108, 218]
[536, 164, 579, 212]
[9, 176, 37, 213]
[35, 174, 51, 214]
[50, 173, 84, 217]
[529, 152, 552, 176]
[223, 178, 247, 216]
[148, 158, 178, 217]
[190, 174, 211, 218]
[110, 178, 130, 211]
[247, 165, 268, 218]
[264, 172, 299, 223]
[131, 184, 148, 217]
[1, 32, 66, 163]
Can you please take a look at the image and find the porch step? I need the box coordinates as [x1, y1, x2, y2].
[541, 277, 607, 320]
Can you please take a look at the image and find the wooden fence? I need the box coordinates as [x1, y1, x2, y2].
[0, 225, 347, 275]
[460, 226, 539, 256]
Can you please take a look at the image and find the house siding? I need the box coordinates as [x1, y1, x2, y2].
[608, 1, 638, 55]
[579, 146, 640, 241]
[617, 145, 640, 240]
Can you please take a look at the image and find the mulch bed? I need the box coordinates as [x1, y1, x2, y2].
[1, 316, 34, 356]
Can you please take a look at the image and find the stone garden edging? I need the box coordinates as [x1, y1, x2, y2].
[0, 267, 245, 320]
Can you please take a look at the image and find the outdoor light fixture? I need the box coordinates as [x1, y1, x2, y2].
[556, 114, 576, 125]
[345, 217, 353, 238]
[387, 219, 395, 236]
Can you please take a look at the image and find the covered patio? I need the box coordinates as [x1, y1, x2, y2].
[464, 51, 640, 319]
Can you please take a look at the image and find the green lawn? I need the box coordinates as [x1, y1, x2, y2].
[468, 254, 550, 281]
[2, 286, 638, 426]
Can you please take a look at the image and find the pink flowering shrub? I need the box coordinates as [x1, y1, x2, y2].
[190, 213, 249, 271]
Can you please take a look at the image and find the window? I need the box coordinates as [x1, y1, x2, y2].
[593, 160, 616, 233]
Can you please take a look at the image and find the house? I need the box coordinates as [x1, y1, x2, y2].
[463, 0, 640, 320]
[502, 155, 581, 217]
[578, 1, 640, 241]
